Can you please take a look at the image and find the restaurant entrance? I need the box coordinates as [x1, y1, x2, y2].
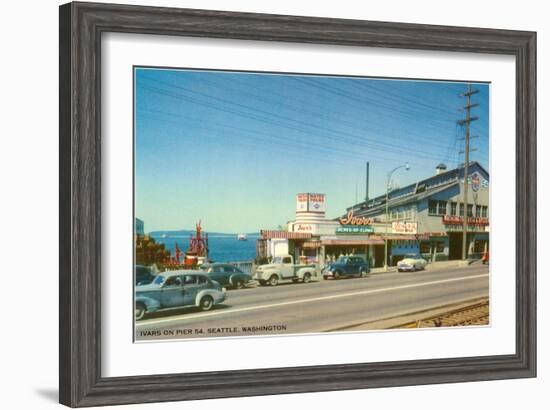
[448, 232, 463, 260]
[373, 245, 385, 268]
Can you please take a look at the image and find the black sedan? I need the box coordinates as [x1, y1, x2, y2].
[323, 256, 370, 280]
[135, 265, 156, 286]
[199, 263, 252, 289]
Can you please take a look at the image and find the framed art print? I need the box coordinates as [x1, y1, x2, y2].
[59, 2, 536, 407]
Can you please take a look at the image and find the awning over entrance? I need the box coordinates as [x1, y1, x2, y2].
[322, 238, 384, 246]
[260, 230, 312, 239]
[385, 235, 419, 241]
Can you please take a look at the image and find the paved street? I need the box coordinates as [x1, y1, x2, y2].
[135, 263, 489, 340]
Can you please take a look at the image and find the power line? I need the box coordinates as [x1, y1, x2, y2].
[137, 79, 454, 163]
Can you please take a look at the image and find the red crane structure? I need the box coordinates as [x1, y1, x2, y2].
[184, 221, 209, 266]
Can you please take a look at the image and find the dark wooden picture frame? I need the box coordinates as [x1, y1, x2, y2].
[59, 1, 536, 407]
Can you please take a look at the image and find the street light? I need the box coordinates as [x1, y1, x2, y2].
[384, 163, 410, 272]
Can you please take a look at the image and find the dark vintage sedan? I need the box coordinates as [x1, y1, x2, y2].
[135, 265, 156, 286]
[199, 263, 252, 289]
[323, 256, 370, 280]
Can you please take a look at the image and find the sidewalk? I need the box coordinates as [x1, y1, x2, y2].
[369, 259, 482, 275]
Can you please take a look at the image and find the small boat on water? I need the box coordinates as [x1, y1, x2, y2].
[237, 234, 247, 241]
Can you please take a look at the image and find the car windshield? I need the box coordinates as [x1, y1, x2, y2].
[272, 257, 283, 264]
[336, 256, 349, 263]
[198, 265, 209, 271]
[152, 275, 165, 285]
[404, 254, 419, 259]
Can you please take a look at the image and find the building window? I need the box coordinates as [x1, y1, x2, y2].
[436, 241, 445, 253]
[428, 200, 438, 215]
[450, 202, 457, 216]
[420, 242, 430, 254]
[459, 203, 464, 216]
[429, 200, 447, 216]
[467, 204, 474, 217]
[475, 205, 482, 217]
[481, 206, 488, 218]
[438, 201, 447, 215]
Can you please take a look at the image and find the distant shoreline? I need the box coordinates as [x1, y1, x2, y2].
[148, 230, 260, 238]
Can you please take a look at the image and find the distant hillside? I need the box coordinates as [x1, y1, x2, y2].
[149, 229, 259, 237]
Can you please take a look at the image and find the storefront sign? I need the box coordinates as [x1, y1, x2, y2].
[302, 241, 322, 249]
[294, 224, 313, 232]
[391, 221, 417, 234]
[338, 210, 373, 226]
[443, 215, 489, 226]
[445, 224, 488, 232]
[336, 225, 374, 234]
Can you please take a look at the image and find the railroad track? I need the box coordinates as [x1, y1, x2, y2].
[393, 299, 489, 329]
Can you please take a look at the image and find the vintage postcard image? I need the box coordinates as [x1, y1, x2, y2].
[133, 68, 490, 341]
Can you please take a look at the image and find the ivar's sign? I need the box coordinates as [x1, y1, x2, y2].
[338, 210, 373, 226]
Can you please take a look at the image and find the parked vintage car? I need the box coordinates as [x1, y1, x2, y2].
[397, 253, 428, 272]
[199, 263, 252, 289]
[323, 256, 369, 280]
[135, 271, 226, 320]
[135, 265, 156, 286]
[254, 255, 318, 286]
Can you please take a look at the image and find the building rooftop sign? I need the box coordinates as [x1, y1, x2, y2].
[338, 210, 373, 226]
[296, 193, 326, 214]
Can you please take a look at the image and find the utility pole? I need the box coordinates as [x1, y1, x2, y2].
[457, 84, 479, 260]
[365, 161, 370, 205]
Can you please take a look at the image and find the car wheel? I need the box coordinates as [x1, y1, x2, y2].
[259, 280, 266, 286]
[269, 275, 279, 286]
[360, 269, 368, 278]
[234, 279, 245, 289]
[303, 272, 312, 283]
[199, 295, 214, 311]
[333, 271, 341, 280]
[135, 303, 146, 321]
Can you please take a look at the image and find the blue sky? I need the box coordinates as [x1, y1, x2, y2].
[135, 68, 489, 233]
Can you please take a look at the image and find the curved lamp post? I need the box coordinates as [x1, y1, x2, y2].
[384, 163, 410, 271]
